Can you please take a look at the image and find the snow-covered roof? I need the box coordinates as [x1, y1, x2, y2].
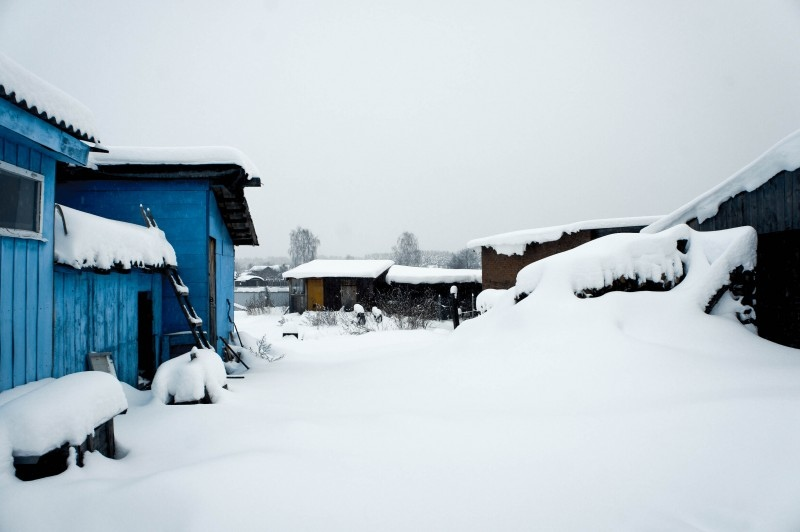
[0, 53, 99, 143]
[643, 129, 800, 234]
[54, 204, 177, 271]
[386, 265, 482, 285]
[467, 216, 661, 256]
[283, 260, 394, 279]
[89, 146, 260, 179]
[236, 273, 265, 283]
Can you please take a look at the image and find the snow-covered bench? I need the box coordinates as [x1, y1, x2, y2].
[0, 372, 128, 480]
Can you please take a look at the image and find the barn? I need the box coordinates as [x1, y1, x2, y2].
[643, 129, 800, 348]
[0, 53, 98, 392]
[283, 259, 394, 313]
[57, 146, 261, 355]
[468, 217, 659, 290]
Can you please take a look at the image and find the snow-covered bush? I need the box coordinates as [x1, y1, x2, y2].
[476, 288, 511, 314]
[151, 348, 228, 404]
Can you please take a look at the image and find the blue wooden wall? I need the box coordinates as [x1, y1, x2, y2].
[0, 134, 55, 392]
[56, 179, 235, 355]
[53, 267, 163, 387]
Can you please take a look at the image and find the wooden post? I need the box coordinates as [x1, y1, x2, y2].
[450, 285, 460, 329]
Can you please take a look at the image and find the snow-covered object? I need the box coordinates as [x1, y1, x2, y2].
[371, 307, 382, 318]
[89, 146, 260, 179]
[0, 52, 99, 142]
[467, 216, 661, 256]
[386, 265, 481, 285]
[236, 273, 265, 283]
[353, 304, 365, 314]
[514, 224, 757, 313]
[0, 372, 127, 457]
[54, 205, 177, 271]
[476, 288, 510, 314]
[644, 129, 800, 233]
[283, 259, 394, 279]
[151, 348, 228, 404]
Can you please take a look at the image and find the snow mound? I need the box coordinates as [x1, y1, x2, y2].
[0, 372, 127, 458]
[0, 52, 99, 142]
[468, 216, 660, 256]
[55, 204, 177, 271]
[644, 128, 800, 233]
[151, 348, 228, 404]
[476, 288, 510, 314]
[514, 224, 756, 314]
[386, 265, 481, 285]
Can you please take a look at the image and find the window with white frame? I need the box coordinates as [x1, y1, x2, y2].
[0, 160, 43, 237]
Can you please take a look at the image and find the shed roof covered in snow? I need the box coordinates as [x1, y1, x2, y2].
[283, 260, 394, 280]
[643, 129, 800, 234]
[386, 265, 482, 285]
[0, 53, 99, 143]
[54, 204, 177, 271]
[63, 145, 261, 245]
[467, 216, 661, 256]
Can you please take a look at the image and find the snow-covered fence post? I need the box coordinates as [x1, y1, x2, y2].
[450, 285, 460, 329]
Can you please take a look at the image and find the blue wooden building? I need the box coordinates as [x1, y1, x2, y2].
[57, 147, 261, 355]
[53, 204, 176, 387]
[0, 54, 98, 393]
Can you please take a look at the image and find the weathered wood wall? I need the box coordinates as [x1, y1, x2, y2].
[56, 179, 234, 353]
[0, 135, 55, 392]
[53, 267, 163, 387]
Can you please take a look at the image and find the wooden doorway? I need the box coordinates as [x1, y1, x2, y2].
[209, 237, 217, 344]
[137, 291, 155, 385]
[307, 279, 324, 310]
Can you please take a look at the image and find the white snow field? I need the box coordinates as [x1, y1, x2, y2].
[3, 227, 800, 531]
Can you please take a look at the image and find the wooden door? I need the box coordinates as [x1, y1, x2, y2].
[209, 237, 217, 343]
[307, 279, 324, 310]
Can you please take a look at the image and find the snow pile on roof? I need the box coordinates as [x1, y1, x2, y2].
[0, 372, 127, 458]
[644, 129, 800, 234]
[0, 53, 99, 143]
[283, 259, 394, 279]
[386, 265, 481, 285]
[468, 216, 661, 256]
[89, 146, 260, 179]
[151, 348, 228, 404]
[512, 224, 756, 314]
[236, 273, 265, 283]
[54, 204, 177, 271]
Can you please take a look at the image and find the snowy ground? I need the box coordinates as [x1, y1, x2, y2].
[3, 226, 800, 530]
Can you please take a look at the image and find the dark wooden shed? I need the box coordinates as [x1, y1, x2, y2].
[468, 217, 659, 290]
[643, 130, 800, 348]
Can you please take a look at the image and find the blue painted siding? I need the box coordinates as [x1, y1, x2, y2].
[0, 134, 57, 392]
[56, 178, 238, 356]
[53, 268, 163, 387]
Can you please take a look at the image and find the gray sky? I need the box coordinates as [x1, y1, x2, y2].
[3, 0, 800, 259]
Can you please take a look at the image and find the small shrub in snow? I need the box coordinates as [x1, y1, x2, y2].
[151, 348, 228, 405]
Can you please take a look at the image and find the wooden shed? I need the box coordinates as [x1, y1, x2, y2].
[283, 259, 394, 313]
[57, 146, 261, 355]
[643, 129, 800, 348]
[53, 205, 176, 387]
[382, 265, 482, 319]
[468, 217, 659, 290]
[0, 53, 98, 393]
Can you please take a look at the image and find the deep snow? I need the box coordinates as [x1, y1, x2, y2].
[2, 227, 800, 530]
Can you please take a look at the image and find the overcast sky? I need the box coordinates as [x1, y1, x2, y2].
[2, 1, 800, 259]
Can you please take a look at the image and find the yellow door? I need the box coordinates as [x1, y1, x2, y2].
[307, 279, 324, 310]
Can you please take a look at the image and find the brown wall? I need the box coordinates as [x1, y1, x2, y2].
[481, 231, 592, 289]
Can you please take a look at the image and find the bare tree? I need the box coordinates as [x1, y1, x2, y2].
[393, 231, 421, 266]
[289, 226, 320, 266]
[448, 248, 480, 269]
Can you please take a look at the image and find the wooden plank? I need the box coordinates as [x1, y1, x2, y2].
[12, 239, 26, 386]
[25, 241, 38, 382]
[53, 271, 65, 378]
[29, 149, 42, 174]
[0, 239, 12, 391]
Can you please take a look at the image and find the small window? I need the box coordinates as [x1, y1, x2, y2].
[0, 161, 44, 238]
